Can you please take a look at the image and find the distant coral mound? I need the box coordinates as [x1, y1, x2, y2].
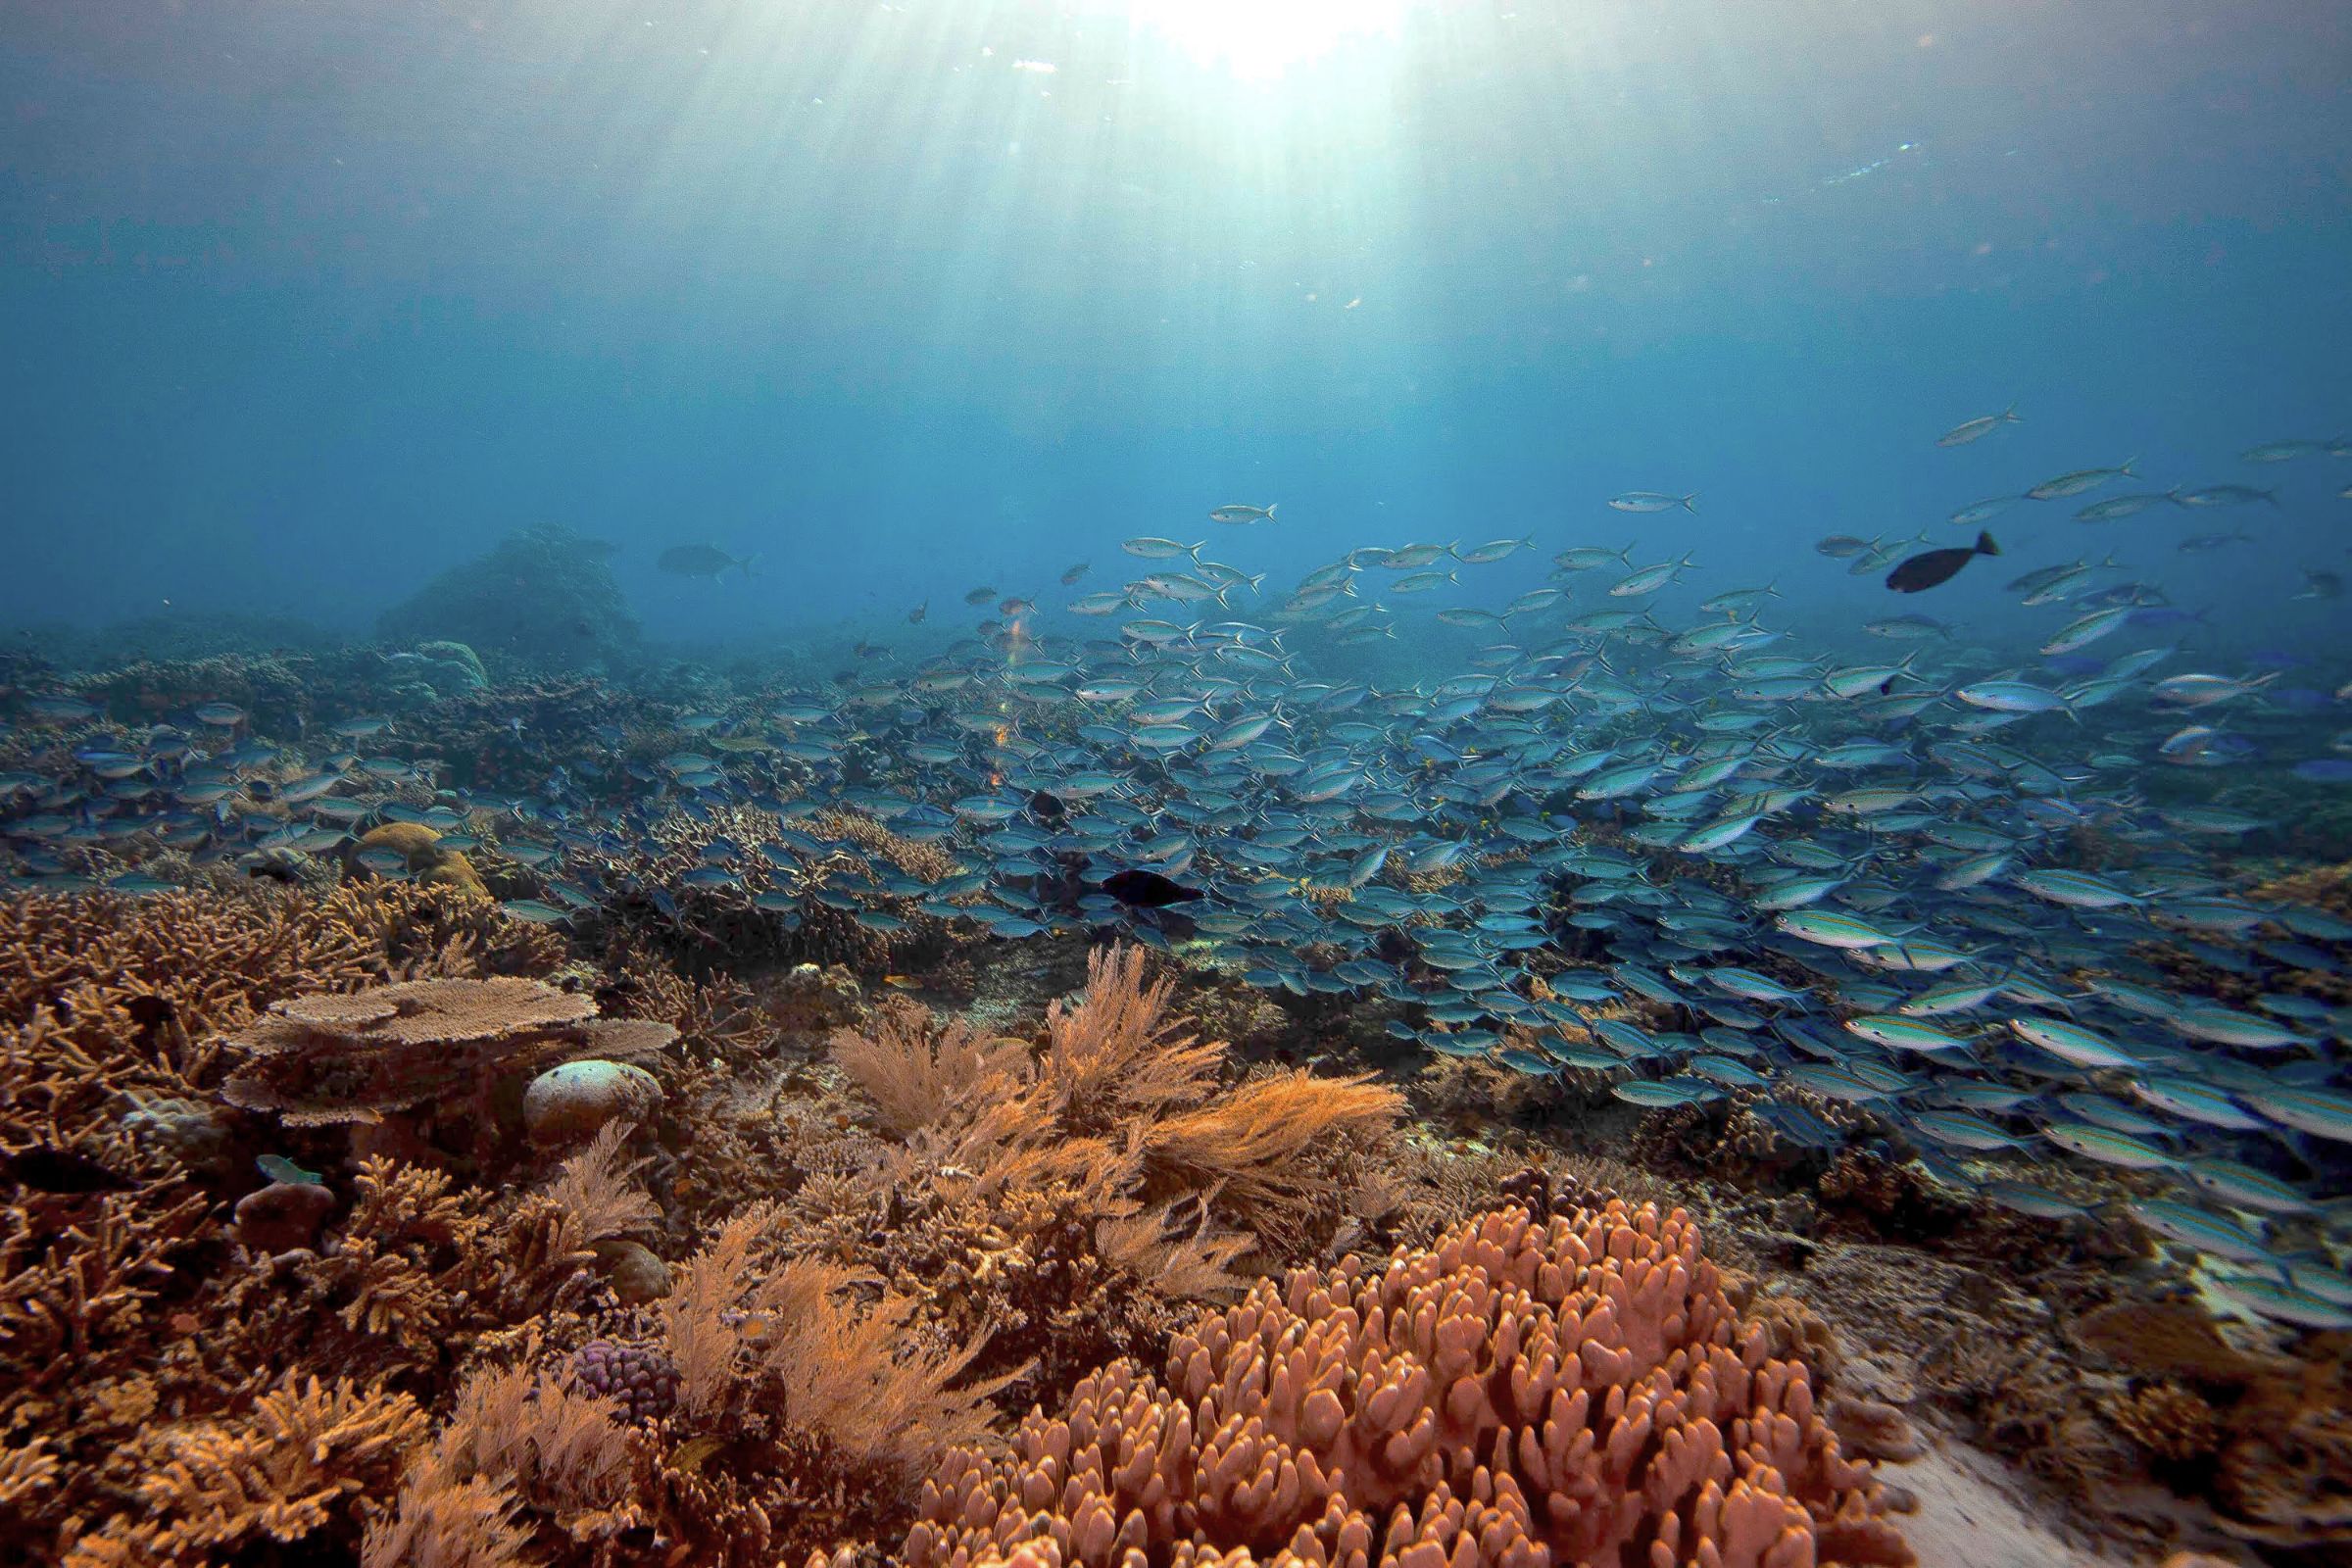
[375, 523, 640, 672]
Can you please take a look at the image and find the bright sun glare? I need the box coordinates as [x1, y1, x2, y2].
[1124, 0, 1407, 80]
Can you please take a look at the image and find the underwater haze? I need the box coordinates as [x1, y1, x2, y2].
[11, 6, 2352, 1568]
[3, 0, 2348, 644]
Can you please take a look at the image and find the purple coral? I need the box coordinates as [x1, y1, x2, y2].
[570, 1338, 679, 1423]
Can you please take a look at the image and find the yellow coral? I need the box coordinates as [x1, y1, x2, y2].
[355, 822, 486, 898]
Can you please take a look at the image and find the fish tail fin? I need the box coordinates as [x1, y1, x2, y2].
[2002, 402, 2021, 422]
[739, 554, 761, 579]
[1976, 531, 2000, 557]
[1681, 494, 1698, 512]
[1265, 504, 1277, 521]
[2120, 455, 2138, 476]
[1248, 571, 1266, 593]
[2262, 489, 2281, 507]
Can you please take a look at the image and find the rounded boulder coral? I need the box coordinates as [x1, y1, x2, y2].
[352, 821, 486, 898]
[908, 1200, 1912, 1568]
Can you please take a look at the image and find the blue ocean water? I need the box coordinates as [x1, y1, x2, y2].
[15, 11, 2352, 1557]
[3, 1, 2346, 653]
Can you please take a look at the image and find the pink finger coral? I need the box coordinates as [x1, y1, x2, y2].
[907, 1201, 1912, 1568]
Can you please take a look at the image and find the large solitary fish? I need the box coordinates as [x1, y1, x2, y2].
[657, 544, 758, 579]
[1886, 531, 1999, 593]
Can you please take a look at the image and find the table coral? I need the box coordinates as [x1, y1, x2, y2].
[220, 976, 677, 1127]
[906, 1200, 1913, 1568]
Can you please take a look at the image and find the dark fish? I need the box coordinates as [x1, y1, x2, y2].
[907, 600, 928, 623]
[1886, 531, 1999, 594]
[1028, 789, 1067, 821]
[1102, 869, 1202, 907]
[4, 1145, 133, 1195]
[657, 544, 757, 579]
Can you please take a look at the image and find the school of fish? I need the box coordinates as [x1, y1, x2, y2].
[6, 423, 2352, 1336]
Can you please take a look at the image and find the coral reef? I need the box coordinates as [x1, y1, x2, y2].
[906, 1200, 1913, 1568]
[0, 883, 612, 1564]
[2072, 1299, 2352, 1548]
[3, 855, 2334, 1568]
[67, 652, 318, 733]
[2246, 857, 2352, 922]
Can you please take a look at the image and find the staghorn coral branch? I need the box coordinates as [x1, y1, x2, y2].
[65, 1375, 427, 1566]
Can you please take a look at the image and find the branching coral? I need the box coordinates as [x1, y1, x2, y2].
[184, 1149, 617, 1403]
[832, 1008, 1030, 1139]
[907, 1200, 1914, 1568]
[61, 1375, 427, 1567]
[321, 881, 567, 983]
